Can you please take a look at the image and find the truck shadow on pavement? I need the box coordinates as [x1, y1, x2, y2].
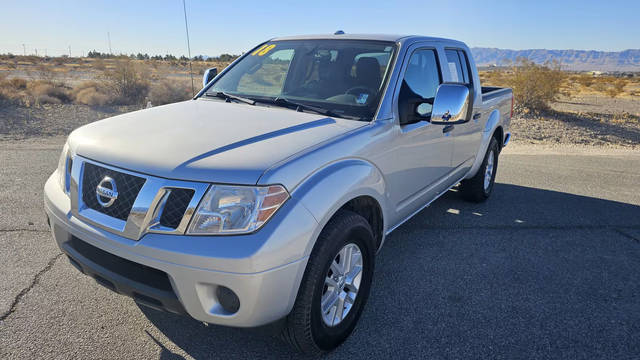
[138, 183, 640, 359]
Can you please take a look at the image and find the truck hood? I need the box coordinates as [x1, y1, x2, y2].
[69, 99, 365, 184]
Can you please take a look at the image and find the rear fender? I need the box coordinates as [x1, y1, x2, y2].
[466, 109, 501, 179]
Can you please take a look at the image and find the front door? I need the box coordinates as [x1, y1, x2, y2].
[384, 48, 455, 219]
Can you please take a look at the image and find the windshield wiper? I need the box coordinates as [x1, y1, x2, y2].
[204, 91, 255, 105]
[258, 97, 346, 118]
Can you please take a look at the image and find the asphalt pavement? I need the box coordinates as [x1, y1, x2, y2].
[1, 139, 639, 359]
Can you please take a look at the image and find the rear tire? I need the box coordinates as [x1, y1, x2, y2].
[281, 210, 375, 355]
[460, 137, 499, 203]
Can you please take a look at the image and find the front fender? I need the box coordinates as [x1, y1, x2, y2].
[290, 158, 388, 256]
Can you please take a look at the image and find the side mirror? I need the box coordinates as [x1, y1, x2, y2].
[202, 67, 218, 87]
[429, 83, 470, 125]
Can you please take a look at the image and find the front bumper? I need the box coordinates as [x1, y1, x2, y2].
[44, 172, 317, 327]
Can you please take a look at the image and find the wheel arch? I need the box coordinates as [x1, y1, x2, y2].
[465, 109, 502, 179]
[291, 158, 388, 256]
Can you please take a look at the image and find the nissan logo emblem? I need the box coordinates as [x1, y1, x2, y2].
[96, 176, 118, 208]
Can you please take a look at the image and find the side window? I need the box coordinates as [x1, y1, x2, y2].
[398, 49, 441, 123]
[236, 49, 295, 95]
[457, 50, 470, 83]
[445, 49, 470, 84]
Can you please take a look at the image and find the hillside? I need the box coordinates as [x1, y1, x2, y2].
[471, 48, 640, 72]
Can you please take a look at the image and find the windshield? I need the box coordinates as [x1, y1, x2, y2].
[204, 40, 397, 120]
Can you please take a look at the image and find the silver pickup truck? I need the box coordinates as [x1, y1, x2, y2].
[44, 33, 512, 354]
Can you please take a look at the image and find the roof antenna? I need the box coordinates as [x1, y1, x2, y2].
[182, 0, 195, 97]
[334, 30, 345, 35]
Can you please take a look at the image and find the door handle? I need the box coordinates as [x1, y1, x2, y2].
[473, 113, 481, 120]
[442, 124, 454, 134]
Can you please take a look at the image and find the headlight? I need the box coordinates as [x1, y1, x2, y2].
[187, 184, 289, 235]
[57, 142, 71, 193]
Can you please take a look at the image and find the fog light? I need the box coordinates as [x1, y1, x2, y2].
[216, 286, 240, 314]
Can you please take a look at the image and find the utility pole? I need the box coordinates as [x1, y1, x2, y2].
[35, 49, 38, 56]
[183, 0, 195, 96]
[68, 45, 72, 57]
[22, 44, 26, 56]
[107, 32, 112, 55]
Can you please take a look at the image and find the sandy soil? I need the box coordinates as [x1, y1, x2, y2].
[0, 102, 139, 139]
[552, 94, 640, 116]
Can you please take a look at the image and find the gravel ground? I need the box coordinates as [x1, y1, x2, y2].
[553, 94, 640, 116]
[0, 102, 139, 139]
[510, 110, 640, 148]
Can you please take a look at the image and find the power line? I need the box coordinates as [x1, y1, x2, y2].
[182, 0, 195, 96]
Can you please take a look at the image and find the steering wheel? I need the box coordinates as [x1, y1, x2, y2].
[345, 86, 375, 97]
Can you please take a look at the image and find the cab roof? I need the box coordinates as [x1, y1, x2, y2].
[271, 33, 464, 46]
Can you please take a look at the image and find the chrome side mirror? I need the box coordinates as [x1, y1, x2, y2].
[429, 83, 470, 125]
[203, 67, 218, 87]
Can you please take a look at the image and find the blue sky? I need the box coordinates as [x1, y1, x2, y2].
[1, 0, 637, 57]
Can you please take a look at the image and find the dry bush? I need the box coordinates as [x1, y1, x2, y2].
[101, 60, 149, 105]
[34, 94, 62, 104]
[575, 75, 594, 88]
[71, 81, 111, 106]
[27, 81, 71, 104]
[7, 77, 27, 90]
[506, 57, 566, 112]
[592, 82, 608, 93]
[92, 59, 106, 71]
[606, 86, 622, 99]
[613, 79, 627, 93]
[149, 79, 192, 105]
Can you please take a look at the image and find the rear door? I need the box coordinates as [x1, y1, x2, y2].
[444, 49, 483, 169]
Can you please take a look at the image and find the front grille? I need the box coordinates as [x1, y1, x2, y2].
[82, 162, 146, 221]
[159, 188, 195, 229]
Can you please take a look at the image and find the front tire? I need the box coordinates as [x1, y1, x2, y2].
[281, 210, 375, 354]
[460, 137, 499, 202]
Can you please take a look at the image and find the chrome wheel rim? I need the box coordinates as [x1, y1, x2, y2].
[484, 150, 495, 191]
[321, 243, 363, 327]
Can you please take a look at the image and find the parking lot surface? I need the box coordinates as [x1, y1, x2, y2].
[1, 140, 639, 359]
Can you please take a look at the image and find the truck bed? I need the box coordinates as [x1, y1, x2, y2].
[481, 86, 512, 102]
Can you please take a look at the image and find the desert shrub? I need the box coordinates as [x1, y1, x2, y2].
[7, 77, 27, 90]
[71, 81, 112, 106]
[606, 87, 622, 99]
[28, 81, 71, 104]
[75, 87, 110, 106]
[575, 75, 594, 88]
[101, 60, 149, 105]
[506, 57, 566, 112]
[149, 79, 191, 105]
[92, 59, 106, 71]
[592, 82, 607, 93]
[613, 79, 626, 93]
[34, 94, 62, 104]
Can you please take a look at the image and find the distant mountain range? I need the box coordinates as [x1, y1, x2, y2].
[471, 48, 640, 72]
